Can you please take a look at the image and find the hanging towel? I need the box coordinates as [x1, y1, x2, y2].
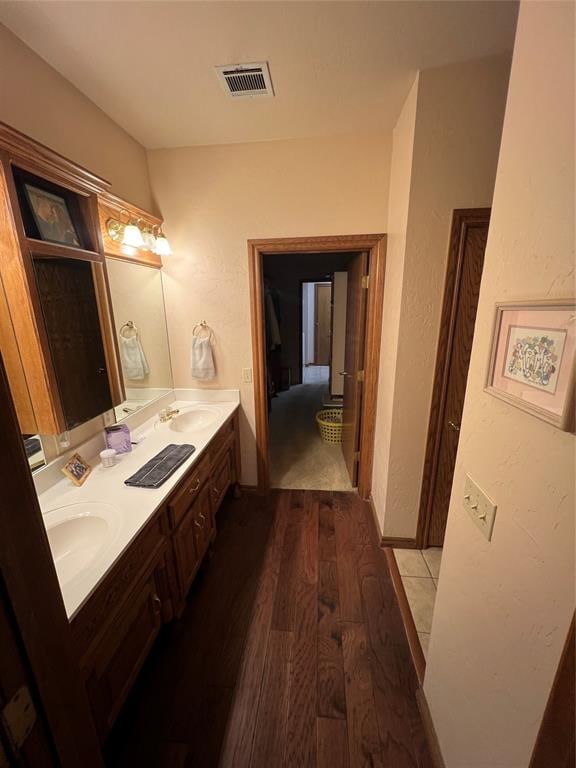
[119, 335, 150, 380]
[191, 336, 216, 380]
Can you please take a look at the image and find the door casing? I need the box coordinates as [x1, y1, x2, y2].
[416, 209, 490, 548]
[248, 233, 386, 498]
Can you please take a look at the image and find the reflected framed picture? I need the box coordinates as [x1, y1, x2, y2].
[24, 183, 81, 247]
[486, 300, 576, 431]
[61, 452, 91, 486]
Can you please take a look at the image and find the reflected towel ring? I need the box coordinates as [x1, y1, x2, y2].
[192, 321, 216, 344]
[119, 320, 138, 339]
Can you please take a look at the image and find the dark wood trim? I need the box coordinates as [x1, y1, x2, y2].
[530, 615, 575, 768]
[248, 234, 386, 497]
[415, 689, 446, 768]
[27, 238, 104, 263]
[384, 548, 426, 685]
[416, 209, 491, 548]
[0, 355, 103, 765]
[380, 536, 419, 549]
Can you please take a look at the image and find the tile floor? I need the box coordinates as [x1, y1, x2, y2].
[393, 548, 443, 660]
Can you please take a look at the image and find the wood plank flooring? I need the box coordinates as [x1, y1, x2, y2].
[105, 490, 432, 767]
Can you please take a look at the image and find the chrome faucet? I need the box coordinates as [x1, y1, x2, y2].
[159, 406, 180, 423]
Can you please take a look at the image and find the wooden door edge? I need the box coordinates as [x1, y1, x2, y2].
[248, 234, 386, 494]
[415, 209, 491, 548]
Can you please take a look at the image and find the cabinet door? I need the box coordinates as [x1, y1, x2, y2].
[173, 483, 213, 599]
[211, 446, 233, 513]
[33, 257, 112, 428]
[85, 574, 162, 741]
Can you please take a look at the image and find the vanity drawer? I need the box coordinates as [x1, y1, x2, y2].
[168, 452, 210, 528]
[71, 510, 167, 659]
[208, 416, 235, 462]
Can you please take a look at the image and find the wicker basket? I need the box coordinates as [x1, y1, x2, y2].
[316, 408, 343, 444]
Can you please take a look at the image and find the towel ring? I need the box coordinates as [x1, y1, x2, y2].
[119, 320, 138, 339]
[192, 321, 216, 344]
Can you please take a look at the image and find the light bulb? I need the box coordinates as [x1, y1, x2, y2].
[122, 223, 144, 248]
[155, 233, 172, 256]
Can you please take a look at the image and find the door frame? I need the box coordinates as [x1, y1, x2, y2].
[248, 233, 386, 497]
[313, 281, 332, 365]
[416, 209, 490, 548]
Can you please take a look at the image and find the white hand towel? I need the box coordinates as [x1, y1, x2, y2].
[191, 336, 216, 380]
[120, 335, 150, 381]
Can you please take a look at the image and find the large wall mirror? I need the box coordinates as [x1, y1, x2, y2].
[106, 259, 173, 421]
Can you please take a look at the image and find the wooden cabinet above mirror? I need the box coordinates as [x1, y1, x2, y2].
[0, 122, 124, 435]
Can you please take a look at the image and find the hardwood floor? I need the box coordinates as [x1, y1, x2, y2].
[105, 490, 433, 767]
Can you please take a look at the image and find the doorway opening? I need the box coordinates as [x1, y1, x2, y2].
[248, 234, 386, 497]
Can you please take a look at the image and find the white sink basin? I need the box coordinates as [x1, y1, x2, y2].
[169, 406, 222, 432]
[44, 502, 120, 587]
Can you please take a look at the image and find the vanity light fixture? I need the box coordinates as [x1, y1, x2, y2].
[106, 211, 170, 254]
[155, 229, 172, 256]
[122, 219, 145, 249]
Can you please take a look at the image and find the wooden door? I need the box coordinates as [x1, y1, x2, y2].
[314, 283, 332, 365]
[341, 252, 368, 485]
[427, 212, 489, 546]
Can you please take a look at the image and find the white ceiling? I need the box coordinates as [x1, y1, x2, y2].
[0, 1, 518, 149]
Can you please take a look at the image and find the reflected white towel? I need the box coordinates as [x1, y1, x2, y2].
[120, 335, 149, 380]
[191, 336, 216, 380]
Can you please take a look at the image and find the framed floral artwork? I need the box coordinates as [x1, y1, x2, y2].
[486, 300, 575, 431]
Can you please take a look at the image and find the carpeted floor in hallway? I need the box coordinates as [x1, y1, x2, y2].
[269, 369, 353, 491]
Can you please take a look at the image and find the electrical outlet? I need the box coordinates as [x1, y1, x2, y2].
[463, 474, 497, 541]
[242, 367, 253, 383]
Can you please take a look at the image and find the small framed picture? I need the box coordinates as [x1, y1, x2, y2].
[61, 453, 92, 486]
[24, 183, 81, 247]
[486, 300, 576, 431]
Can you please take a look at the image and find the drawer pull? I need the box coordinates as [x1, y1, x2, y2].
[152, 594, 162, 615]
[188, 478, 201, 494]
[199, 512, 206, 522]
[194, 521, 202, 529]
[213, 487, 221, 496]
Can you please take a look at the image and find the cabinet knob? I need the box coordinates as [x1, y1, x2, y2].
[188, 479, 201, 494]
[152, 594, 162, 615]
[97, 367, 106, 375]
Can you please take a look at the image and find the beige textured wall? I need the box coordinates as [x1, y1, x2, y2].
[373, 56, 510, 537]
[0, 23, 152, 210]
[424, 3, 575, 766]
[372, 76, 418, 532]
[147, 134, 391, 484]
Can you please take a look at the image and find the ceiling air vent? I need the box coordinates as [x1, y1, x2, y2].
[215, 62, 274, 98]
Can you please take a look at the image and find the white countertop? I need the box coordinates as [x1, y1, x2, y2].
[37, 395, 240, 620]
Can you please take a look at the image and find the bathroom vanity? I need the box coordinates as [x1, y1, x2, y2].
[38, 396, 241, 742]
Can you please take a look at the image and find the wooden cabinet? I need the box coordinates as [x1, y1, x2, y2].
[72, 412, 240, 742]
[173, 483, 213, 600]
[84, 573, 163, 740]
[0, 124, 123, 434]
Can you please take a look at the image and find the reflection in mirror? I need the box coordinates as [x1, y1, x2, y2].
[106, 259, 173, 421]
[24, 434, 45, 471]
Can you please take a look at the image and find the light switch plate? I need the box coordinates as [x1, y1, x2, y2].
[463, 475, 497, 541]
[242, 367, 253, 383]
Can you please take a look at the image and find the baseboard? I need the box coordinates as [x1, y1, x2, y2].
[380, 536, 419, 549]
[383, 547, 426, 685]
[238, 484, 267, 496]
[415, 688, 446, 768]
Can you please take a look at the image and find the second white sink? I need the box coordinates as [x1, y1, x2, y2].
[169, 406, 222, 432]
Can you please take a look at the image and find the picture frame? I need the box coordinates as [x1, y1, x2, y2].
[486, 300, 576, 431]
[24, 183, 81, 247]
[61, 452, 92, 486]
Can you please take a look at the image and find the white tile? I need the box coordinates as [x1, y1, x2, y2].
[401, 576, 437, 634]
[418, 632, 430, 659]
[422, 547, 443, 579]
[393, 549, 430, 577]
